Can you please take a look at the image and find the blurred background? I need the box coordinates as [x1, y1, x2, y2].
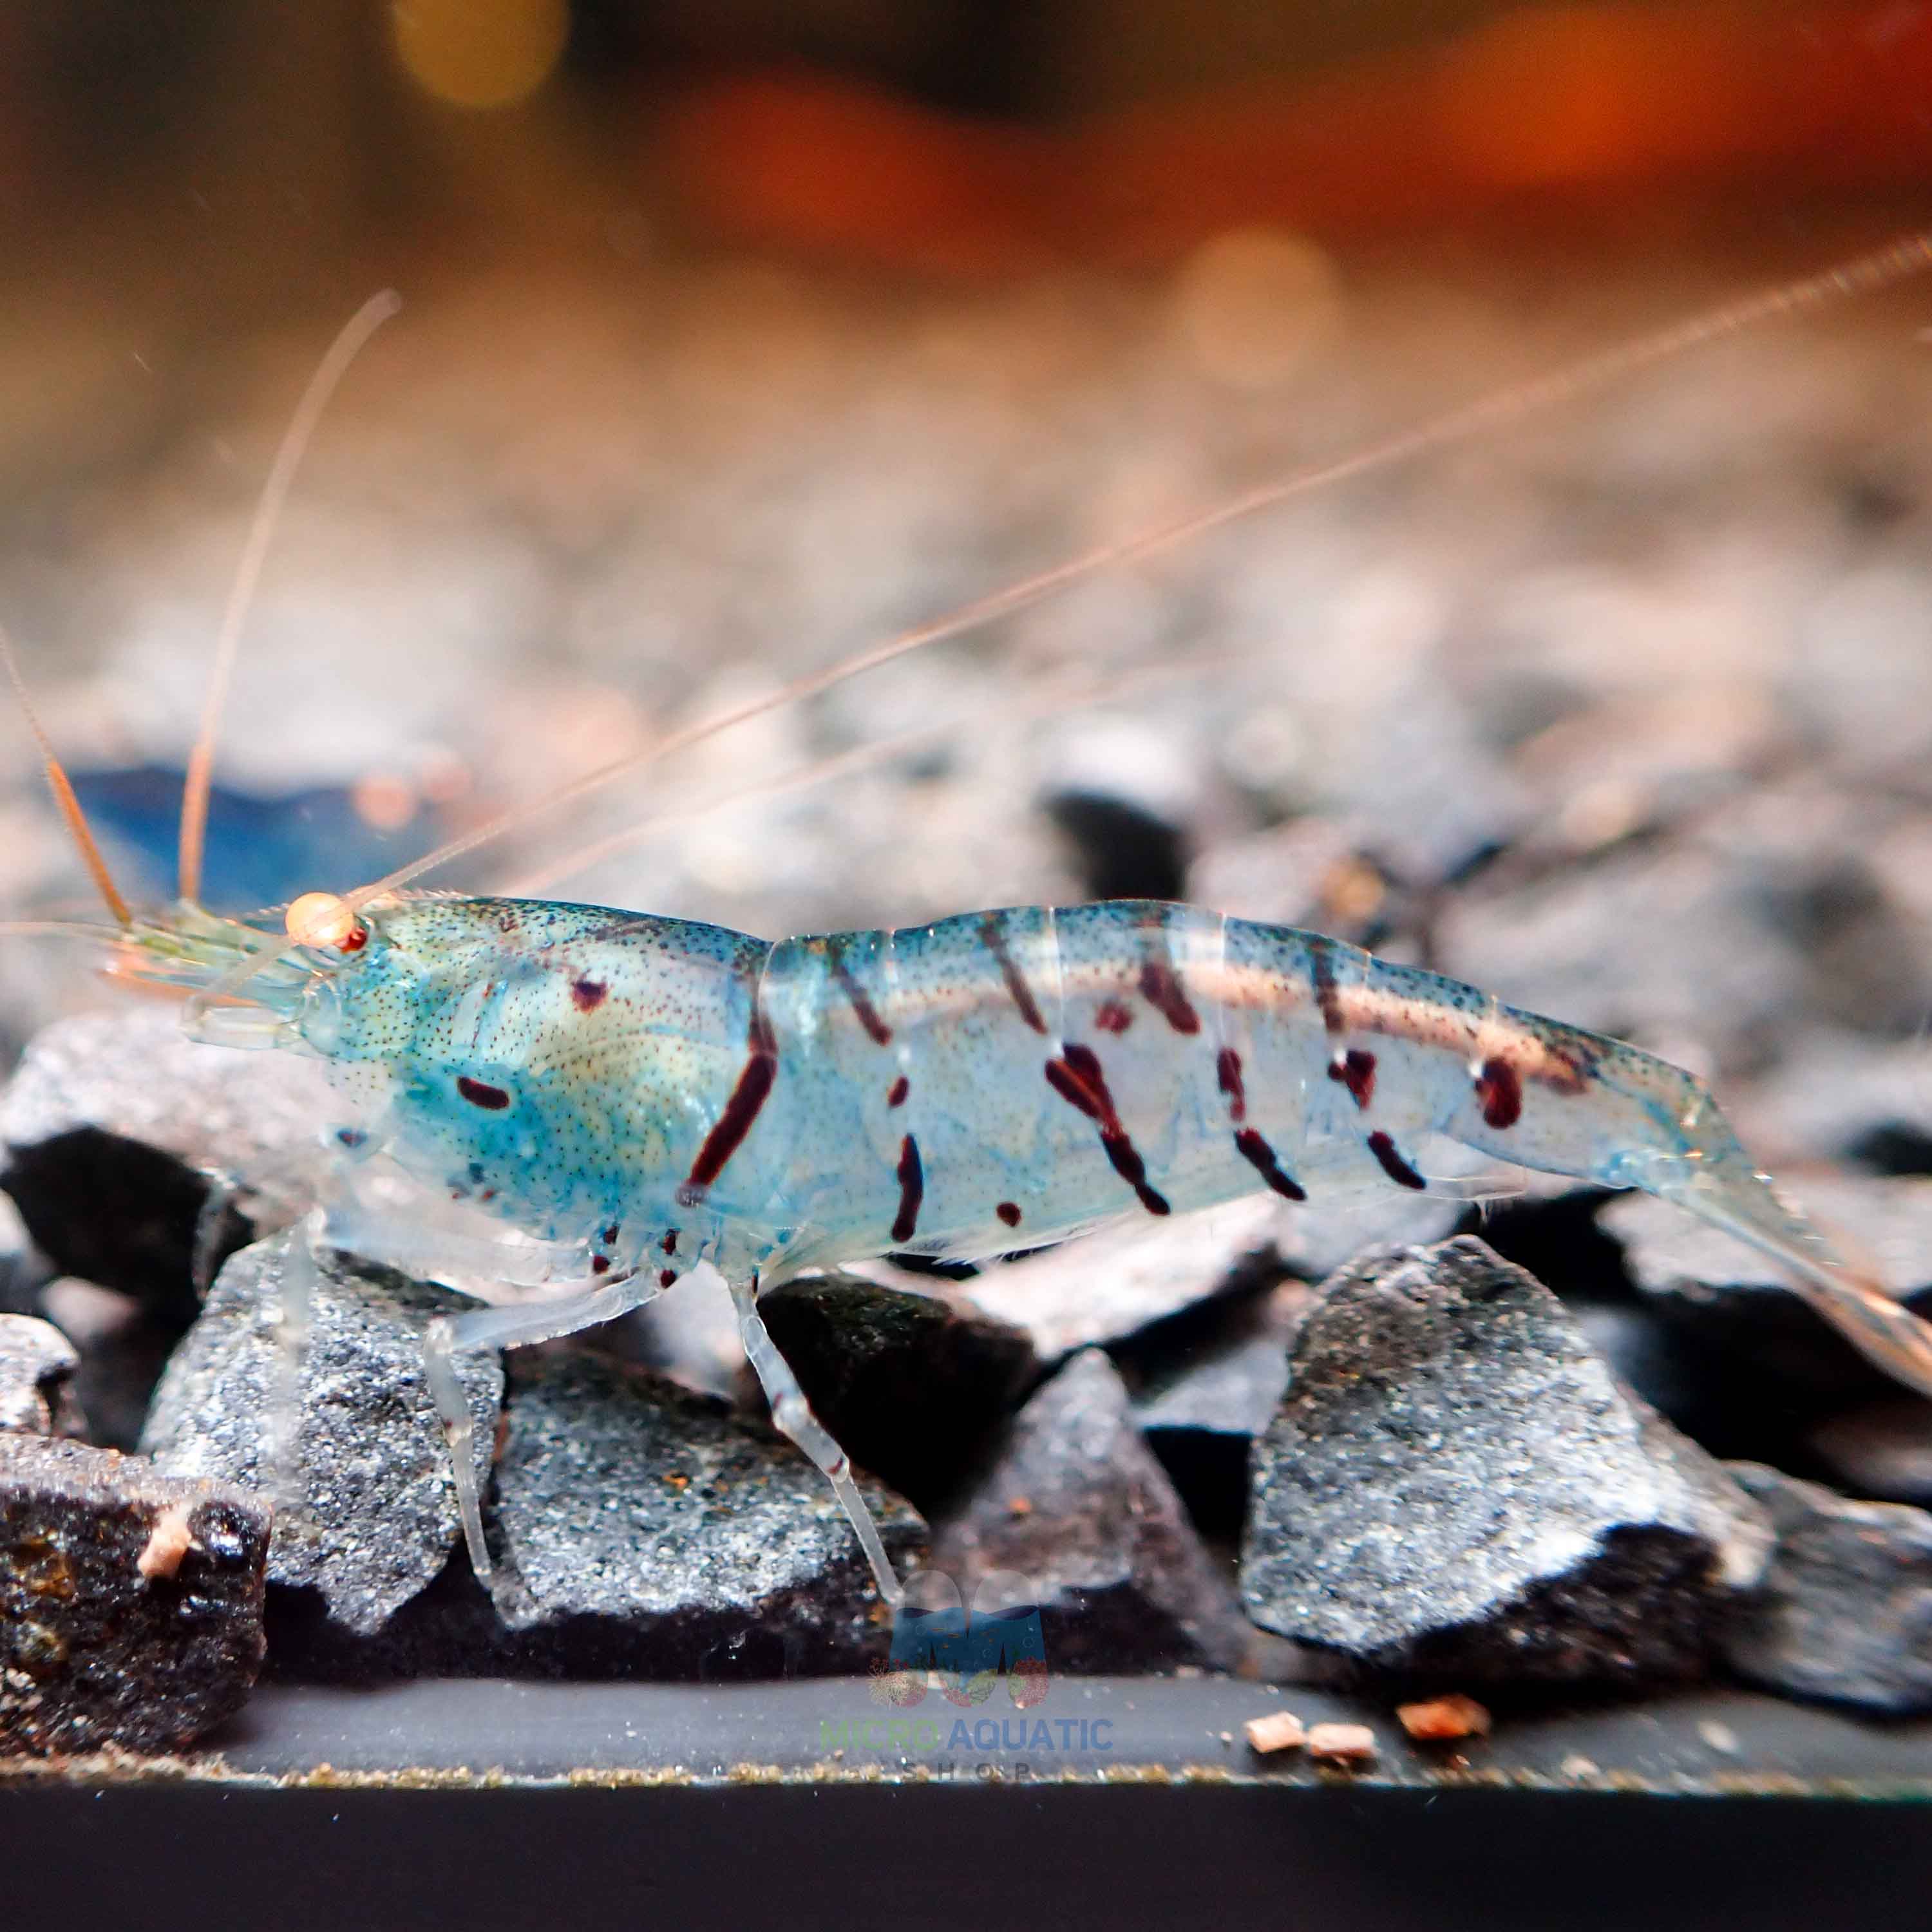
[3, 0, 1932, 1179]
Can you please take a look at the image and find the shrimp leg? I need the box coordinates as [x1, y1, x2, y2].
[730, 1274, 904, 1608]
[424, 1271, 664, 1586]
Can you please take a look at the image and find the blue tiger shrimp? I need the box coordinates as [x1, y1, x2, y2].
[17, 230, 1932, 1613]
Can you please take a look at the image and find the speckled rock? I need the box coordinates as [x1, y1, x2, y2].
[757, 1271, 1037, 1513]
[0, 1005, 336, 1325]
[0, 1314, 82, 1436]
[0, 1432, 269, 1754]
[1242, 1237, 1772, 1685]
[140, 1232, 500, 1641]
[1723, 1463, 1932, 1715]
[489, 1349, 922, 1678]
[931, 1348, 1251, 1673]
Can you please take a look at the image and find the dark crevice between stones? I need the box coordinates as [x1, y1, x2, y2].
[3, 1125, 253, 1326]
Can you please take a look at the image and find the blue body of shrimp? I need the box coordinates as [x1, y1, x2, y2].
[122, 887, 1932, 1604]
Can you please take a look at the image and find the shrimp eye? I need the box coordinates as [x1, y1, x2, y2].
[286, 891, 366, 952]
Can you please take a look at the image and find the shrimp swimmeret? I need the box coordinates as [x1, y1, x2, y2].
[20, 232, 1932, 1611]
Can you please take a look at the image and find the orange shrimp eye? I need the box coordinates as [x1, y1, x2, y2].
[285, 891, 367, 952]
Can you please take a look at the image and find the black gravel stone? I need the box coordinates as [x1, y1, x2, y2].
[1241, 1236, 1771, 1687]
[140, 1233, 501, 1643]
[1044, 790, 1189, 903]
[757, 1272, 1037, 1514]
[1723, 1462, 1932, 1716]
[0, 1432, 269, 1754]
[0, 1313, 82, 1437]
[931, 1348, 1253, 1674]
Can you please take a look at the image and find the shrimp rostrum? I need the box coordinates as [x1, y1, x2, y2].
[21, 231, 1932, 1613]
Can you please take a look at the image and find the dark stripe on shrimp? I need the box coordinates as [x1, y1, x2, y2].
[1475, 1056, 1523, 1129]
[1216, 1047, 1247, 1123]
[1094, 998, 1133, 1034]
[981, 916, 1048, 1034]
[887, 1075, 909, 1107]
[1138, 959, 1201, 1034]
[829, 945, 893, 1045]
[680, 1009, 778, 1202]
[1367, 1130, 1426, 1191]
[891, 1134, 925, 1243]
[1328, 1048, 1377, 1110]
[1044, 1043, 1170, 1215]
[1307, 936, 1346, 1036]
[457, 1076, 509, 1110]
[1234, 1128, 1307, 1200]
[571, 978, 607, 1012]
[996, 1201, 1022, 1227]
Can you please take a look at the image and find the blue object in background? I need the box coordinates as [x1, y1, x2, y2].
[67, 764, 450, 914]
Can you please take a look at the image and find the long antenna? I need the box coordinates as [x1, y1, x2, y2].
[343, 227, 1932, 911]
[177, 289, 402, 905]
[0, 623, 133, 929]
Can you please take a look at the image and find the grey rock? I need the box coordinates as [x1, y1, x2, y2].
[1444, 788, 1932, 1074]
[140, 1232, 500, 1640]
[1723, 1463, 1932, 1715]
[931, 1349, 1252, 1673]
[1438, 840, 1808, 1078]
[491, 1349, 922, 1677]
[1329, 682, 1528, 887]
[596, 1269, 747, 1404]
[1739, 1028, 1932, 1177]
[1130, 1281, 1308, 1441]
[1125, 1280, 1309, 1540]
[1, 1005, 336, 1325]
[0, 1433, 269, 1754]
[1242, 1236, 1772, 1684]
[1602, 1180, 1932, 1412]
[1272, 1188, 1468, 1284]
[758, 1272, 1037, 1514]
[0, 1314, 81, 1436]
[958, 1197, 1292, 1361]
[0, 1193, 49, 1320]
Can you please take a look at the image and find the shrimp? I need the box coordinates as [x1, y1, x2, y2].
[16, 230, 1932, 1612]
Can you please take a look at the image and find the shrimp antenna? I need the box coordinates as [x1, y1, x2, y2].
[0, 622, 132, 930]
[341, 225, 1932, 911]
[177, 289, 402, 907]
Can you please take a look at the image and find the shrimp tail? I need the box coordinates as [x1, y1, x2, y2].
[1642, 1127, 1932, 1401]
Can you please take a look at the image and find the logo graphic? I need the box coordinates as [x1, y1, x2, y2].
[868, 1568, 1049, 1710]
